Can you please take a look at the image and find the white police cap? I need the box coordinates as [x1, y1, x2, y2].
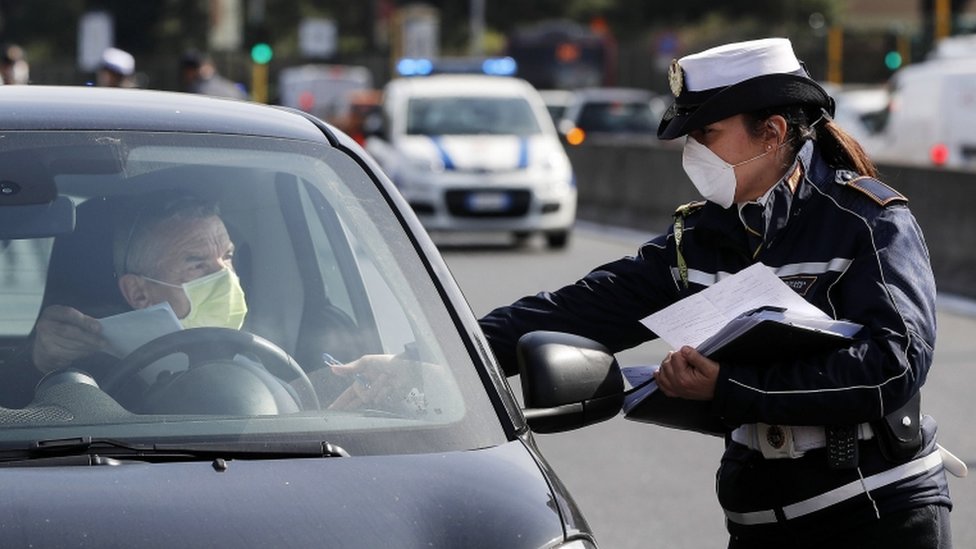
[100, 47, 135, 76]
[658, 38, 834, 140]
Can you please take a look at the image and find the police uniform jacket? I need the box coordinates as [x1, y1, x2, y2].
[479, 141, 951, 542]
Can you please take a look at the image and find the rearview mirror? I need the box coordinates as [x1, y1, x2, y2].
[0, 196, 76, 239]
[519, 331, 623, 433]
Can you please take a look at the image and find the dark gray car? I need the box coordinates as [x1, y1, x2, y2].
[0, 86, 622, 548]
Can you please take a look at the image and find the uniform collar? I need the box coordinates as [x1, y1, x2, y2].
[732, 140, 814, 236]
[691, 140, 819, 257]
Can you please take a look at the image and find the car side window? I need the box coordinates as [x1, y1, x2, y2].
[0, 238, 53, 337]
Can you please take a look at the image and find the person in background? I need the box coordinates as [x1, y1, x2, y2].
[480, 37, 953, 548]
[96, 47, 137, 88]
[179, 50, 247, 100]
[0, 44, 29, 85]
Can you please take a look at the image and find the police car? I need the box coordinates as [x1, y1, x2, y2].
[365, 58, 577, 248]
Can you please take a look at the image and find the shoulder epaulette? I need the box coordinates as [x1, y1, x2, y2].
[834, 172, 907, 207]
[673, 200, 706, 218]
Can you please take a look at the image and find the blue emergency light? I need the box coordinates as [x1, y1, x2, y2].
[396, 56, 518, 77]
[396, 58, 435, 77]
[482, 57, 517, 76]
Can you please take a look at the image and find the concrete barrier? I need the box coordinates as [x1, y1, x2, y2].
[567, 140, 975, 300]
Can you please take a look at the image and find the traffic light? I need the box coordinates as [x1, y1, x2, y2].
[884, 51, 903, 70]
[883, 29, 909, 71]
[251, 42, 273, 65]
[250, 42, 273, 104]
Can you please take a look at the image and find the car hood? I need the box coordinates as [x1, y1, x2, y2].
[397, 134, 559, 173]
[0, 440, 570, 548]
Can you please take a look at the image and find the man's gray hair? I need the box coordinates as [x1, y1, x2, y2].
[112, 192, 220, 277]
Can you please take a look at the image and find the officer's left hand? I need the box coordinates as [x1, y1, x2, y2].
[654, 346, 719, 400]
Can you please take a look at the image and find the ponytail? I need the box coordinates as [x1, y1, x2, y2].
[817, 116, 879, 178]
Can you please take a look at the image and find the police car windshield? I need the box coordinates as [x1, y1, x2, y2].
[406, 97, 541, 136]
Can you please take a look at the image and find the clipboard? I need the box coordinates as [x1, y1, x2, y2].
[623, 308, 862, 435]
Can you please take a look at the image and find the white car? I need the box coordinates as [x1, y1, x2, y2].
[866, 58, 976, 170]
[366, 74, 577, 248]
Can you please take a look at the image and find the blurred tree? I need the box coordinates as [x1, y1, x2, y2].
[0, 0, 950, 88]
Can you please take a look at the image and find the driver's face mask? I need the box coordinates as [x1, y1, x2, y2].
[143, 268, 248, 330]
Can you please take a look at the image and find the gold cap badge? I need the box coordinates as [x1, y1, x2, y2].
[668, 59, 684, 97]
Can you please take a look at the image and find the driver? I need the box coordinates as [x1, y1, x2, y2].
[30, 195, 238, 375]
[7, 193, 421, 412]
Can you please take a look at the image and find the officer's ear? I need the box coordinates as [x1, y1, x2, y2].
[763, 115, 788, 146]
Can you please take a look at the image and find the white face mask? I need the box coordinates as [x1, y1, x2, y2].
[681, 137, 776, 209]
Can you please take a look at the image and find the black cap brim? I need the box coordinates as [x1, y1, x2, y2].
[657, 73, 834, 140]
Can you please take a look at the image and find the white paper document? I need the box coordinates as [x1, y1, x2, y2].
[98, 302, 183, 358]
[640, 262, 835, 350]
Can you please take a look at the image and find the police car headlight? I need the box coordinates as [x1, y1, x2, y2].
[536, 150, 571, 176]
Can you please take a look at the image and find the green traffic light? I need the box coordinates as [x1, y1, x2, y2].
[251, 43, 273, 65]
[884, 51, 902, 70]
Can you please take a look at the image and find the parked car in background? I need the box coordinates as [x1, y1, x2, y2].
[821, 83, 888, 153]
[277, 63, 378, 144]
[557, 87, 665, 146]
[0, 85, 620, 548]
[366, 71, 577, 249]
[538, 89, 576, 124]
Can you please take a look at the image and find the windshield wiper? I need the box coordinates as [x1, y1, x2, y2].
[0, 436, 350, 465]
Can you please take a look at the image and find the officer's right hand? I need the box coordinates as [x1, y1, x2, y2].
[31, 305, 107, 373]
[655, 346, 719, 400]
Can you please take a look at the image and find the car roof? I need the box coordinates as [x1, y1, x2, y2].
[0, 86, 329, 142]
[571, 87, 655, 102]
[384, 74, 537, 98]
[538, 89, 575, 104]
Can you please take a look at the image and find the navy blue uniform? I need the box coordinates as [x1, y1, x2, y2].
[480, 142, 952, 545]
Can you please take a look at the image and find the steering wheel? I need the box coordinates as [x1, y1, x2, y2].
[100, 327, 320, 412]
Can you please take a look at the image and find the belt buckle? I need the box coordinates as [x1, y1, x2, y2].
[757, 424, 801, 459]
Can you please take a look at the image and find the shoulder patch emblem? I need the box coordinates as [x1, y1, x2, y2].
[837, 176, 908, 207]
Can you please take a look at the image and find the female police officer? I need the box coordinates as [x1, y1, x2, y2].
[479, 38, 953, 548]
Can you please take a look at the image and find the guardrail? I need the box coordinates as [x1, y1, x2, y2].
[567, 140, 975, 300]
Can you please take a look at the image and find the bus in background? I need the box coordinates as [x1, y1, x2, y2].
[505, 19, 615, 91]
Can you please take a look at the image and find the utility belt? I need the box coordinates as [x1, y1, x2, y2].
[724, 394, 967, 527]
[724, 448, 947, 526]
[731, 393, 925, 469]
[731, 423, 873, 462]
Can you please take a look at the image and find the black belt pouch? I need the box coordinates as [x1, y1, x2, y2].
[873, 392, 923, 462]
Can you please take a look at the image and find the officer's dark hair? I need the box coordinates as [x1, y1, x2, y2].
[744, 105, 879, 179]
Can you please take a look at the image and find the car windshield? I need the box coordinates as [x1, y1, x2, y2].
[576, 101, 658, 133]
[406, 96, 542, 136]
[0, 130, 506, 457]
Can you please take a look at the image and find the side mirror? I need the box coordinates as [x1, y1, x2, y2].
[518, 331, 623, 433]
